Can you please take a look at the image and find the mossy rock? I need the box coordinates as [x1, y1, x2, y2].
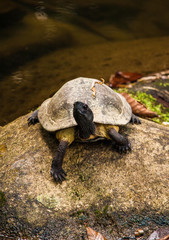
[0, 113, 169, 239]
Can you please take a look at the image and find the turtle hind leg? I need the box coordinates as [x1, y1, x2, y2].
[28, 110, 39, 126]
[108, 128, 131, 153]
[130, 113, 141, 124]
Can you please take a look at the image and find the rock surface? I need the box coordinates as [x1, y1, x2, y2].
[0, 114, 169, 239]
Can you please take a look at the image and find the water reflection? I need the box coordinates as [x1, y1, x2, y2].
[12, 71, 24, 85]
[0, 0, 169, 125]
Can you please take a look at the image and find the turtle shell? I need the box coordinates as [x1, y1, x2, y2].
[38, 77, 132, 132]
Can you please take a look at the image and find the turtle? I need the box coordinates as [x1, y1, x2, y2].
[28, 77, 141, 183]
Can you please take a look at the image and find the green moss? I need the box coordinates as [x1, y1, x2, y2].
[156, 82, 169, 87]
[132, 91, 169, 123]
[70, 209, 88, 221]
[133, 92, 161, 112]
[116, 89, 169, 124]
[94, 205, 109, 217]
[37, 194, 59, 209]
[0, 191, 6, 207]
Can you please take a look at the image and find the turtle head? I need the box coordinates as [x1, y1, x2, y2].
[73, 101, 95, 139]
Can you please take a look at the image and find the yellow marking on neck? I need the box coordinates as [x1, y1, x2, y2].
[78, 124, 119, 141]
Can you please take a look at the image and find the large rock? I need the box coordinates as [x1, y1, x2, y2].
[0, 114, 169, 239]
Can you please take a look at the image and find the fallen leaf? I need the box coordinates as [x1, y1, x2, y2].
[86, 226, 108, 240]
[120, 92, 158, 118]
[91, 85, 96, 98]
[109, 71, 143, 88]
[161, 235, 169, 240]
[147, 227, 169, 240]
[91, 78, 105, 98]
[138, 69, 169, 82]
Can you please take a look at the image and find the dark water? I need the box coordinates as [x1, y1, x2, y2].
[1, 0, 169, 126]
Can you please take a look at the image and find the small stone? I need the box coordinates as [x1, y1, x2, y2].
[134, 229, 144, 237]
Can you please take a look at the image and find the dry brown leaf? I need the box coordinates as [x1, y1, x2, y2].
[109, 71, 142, 88]
[91, 78, 105, 98]
[160, 235, 169, 240]
[91, 85, 96, 98]
[147, 227, 169, 240]
[86, 226, 108, 240]
[120, 92, 158, 118]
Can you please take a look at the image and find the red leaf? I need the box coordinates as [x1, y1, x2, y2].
[109, 71, 143, 88]
[86, 226, 108, 240]
[120, 92, 158, 118]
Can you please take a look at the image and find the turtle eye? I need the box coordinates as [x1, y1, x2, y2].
[83, 104, 88, 110]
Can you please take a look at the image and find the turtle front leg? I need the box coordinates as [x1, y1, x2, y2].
[28, 110, 39, 125]
[51, 127, 75, 183]
[50, 140, 69, 183]
[108, 128, 131, 153]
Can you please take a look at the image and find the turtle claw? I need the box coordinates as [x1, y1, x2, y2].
[130, 114, 141, 124]
[50, 167, 67, 183]
[27, 110, 39, 126]
[116, 140, 131, 153]
[28, 117, 38, 126]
